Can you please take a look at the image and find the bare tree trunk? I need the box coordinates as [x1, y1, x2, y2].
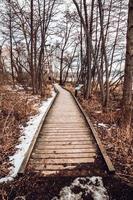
[30, 0, 35, 94]
[80, 0, 83, 83]
[37, 0, 46, 94]
[9, 0, 15, 87]
[59, 49, 64, 85]
[98, 0, 109, 110]
[122, 0, 133, 130]
[83, 0, 92, 99]
[63, 44, 78, 85]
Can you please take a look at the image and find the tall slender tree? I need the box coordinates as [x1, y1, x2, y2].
[30, 0, 35, 93]
[8, 0, 15, 87]
[122, 0, 133, 130]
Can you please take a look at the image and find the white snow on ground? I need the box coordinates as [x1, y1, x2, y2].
[97, 123, 109, 128]
[52, 177, 109, 200]
[94, 111, 102, 114]
[97, 123, 117, 130]
[0, 90, 56, 183]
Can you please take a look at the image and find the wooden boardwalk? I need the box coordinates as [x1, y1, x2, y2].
[28, 85, 99, 175]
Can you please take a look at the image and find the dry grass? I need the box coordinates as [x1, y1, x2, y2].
[78, 93, 133, 182]
[79, 94, 121, 124]
[0, 84, 52, 178]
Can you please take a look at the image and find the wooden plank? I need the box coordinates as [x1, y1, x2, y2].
[41, 130, 90, 133]
[46, 116, 83, 118]
[46, 118, 83, 120]
[37, 138, 92, 142]
[39, 136, 91, 140]
[36, 141, 93, 145]
[31, 152, 96, 159]
[35, 144, 96, 149]
[43, 164, 77, 170]
[30, 157, 95, 164]
[29, 164, 45, 171]
[40, 134, 90, 137]
[30, 164, 77, 171]
[43, 127, 88, 130]
[45, 121, 85, 124]
[45, 120, 84, 122]
[43, 124, 86, 128]
[34, 148, 96, 154]
[43, 127, 88, 131]
[40, 132, 90, 136]
[41, 171, 60, 176]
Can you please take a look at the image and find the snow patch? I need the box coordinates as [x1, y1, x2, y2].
[52, 177, 109, 200]
[0, 90, 56, 183]
[98, 123, 108, 128]
[94, 111, 102, 114]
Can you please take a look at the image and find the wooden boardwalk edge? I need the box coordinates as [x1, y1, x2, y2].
[18, 86, 59, 174]
[64, 87, 115, 174]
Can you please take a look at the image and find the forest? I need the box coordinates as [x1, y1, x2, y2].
[0, 0, 132, 199]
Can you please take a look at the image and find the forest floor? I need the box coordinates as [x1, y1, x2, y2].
[0, 173, 133, 200]
[0, 84, 52, 178]
[0, 83, 133, 200]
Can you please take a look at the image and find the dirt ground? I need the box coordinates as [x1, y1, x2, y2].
[0, 173, 133, 200]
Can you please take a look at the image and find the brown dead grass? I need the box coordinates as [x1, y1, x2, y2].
[79, 94, 121, 125]
[79, 94, 133, 182]
[0, 84, 52, 178]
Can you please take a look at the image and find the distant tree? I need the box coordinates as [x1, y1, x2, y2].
[55, 11, 78, 85]
[1, 0, 56, 94]
[7, 0, 15, 87]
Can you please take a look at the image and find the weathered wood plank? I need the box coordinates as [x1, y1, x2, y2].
[31, 152, 96, 159]
[40, 134, 90, 137]
[43, 127, 89, 130]
[40, 133, 90, 136]
[39, 136, 91, 140]
[41, 171, 60, 176]
[34, 148, 96, 154]
[36, 141, 93, 145]
[30, 164, 77, 171]
[43, 164, 77, 170]
[41, 130, 90, 133]
[37, 139, 93, 143]
[35, 144, 96, 150]
[30, 157, 95, 164]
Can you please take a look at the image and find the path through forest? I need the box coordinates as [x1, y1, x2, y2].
[27, 85, 100, 176]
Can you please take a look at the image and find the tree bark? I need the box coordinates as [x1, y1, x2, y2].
[30, 0, 35, 94]
[9, 0, 15, 87]
[122, 0, 133, 130]
[98, 0, 109, 110]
